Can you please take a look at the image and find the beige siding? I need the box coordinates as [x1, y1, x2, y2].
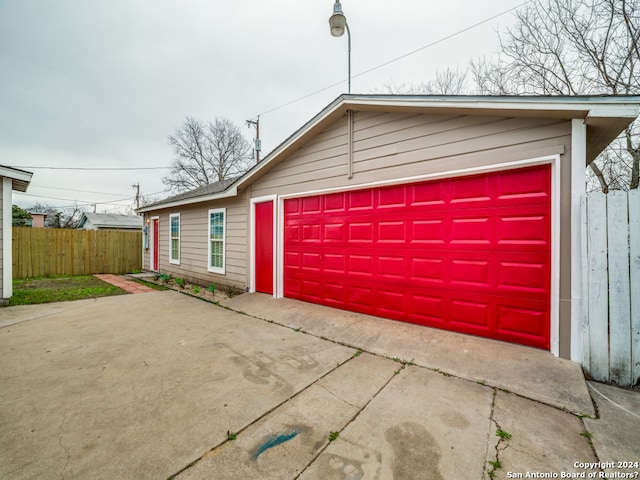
[143, 192, 249, 291]
[251, 112, 570, 197]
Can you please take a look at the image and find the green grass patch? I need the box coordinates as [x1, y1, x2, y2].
[129, 278, 168, 291]
[10, 275, 128, 305]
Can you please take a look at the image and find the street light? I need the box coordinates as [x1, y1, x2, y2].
[329, 0, 351, 93]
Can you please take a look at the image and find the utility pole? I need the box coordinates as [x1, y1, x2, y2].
[246, 116, 261, 164]
[132, 183, 140, 209]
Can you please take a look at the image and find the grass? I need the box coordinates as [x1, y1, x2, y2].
[10, 275, 128, 306]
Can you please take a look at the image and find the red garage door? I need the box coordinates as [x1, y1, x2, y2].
[284, 164, 551, 349]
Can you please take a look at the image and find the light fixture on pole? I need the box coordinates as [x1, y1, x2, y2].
[329, 0, 351, 94]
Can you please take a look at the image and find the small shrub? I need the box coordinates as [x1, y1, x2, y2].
[175, 278, 185, 288]
[208, 283, 216, 295]
[192, 286, 201, 294]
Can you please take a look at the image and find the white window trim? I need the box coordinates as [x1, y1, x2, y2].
[169, 213, 180, 265]
[208, 208, 226, 274]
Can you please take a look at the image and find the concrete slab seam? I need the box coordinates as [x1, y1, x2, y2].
[294, 363, 404, 479]
[578, 416, 600, 464]
[1, 299, 98, 328]
[485, 389, 508, 480]
[166, 350, 363, 480]
[226, 302, 595, 421]
[57, 414, 71, 480]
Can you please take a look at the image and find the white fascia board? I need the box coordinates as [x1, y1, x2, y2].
[137, 186, 238, 213]
[0, 166, 33, 184]
[344, 96, 640, 118]
[586, 104, 640, 118]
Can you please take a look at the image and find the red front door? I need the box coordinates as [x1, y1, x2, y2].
[152, 218, 159, 271]
[283, 165, 552, 349]
[255, 201, 274, 294]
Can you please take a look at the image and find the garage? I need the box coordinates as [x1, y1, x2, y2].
[284, 164, 551, 349]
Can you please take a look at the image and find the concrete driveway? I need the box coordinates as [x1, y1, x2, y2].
[1, 291, 638, 480]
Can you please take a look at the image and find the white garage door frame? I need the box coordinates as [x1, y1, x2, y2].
[275, 155, 562, 356]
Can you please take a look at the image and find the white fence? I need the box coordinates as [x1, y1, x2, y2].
[583, 190, 640, 387]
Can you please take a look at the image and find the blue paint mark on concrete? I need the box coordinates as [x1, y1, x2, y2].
[254, 430, 300, 459]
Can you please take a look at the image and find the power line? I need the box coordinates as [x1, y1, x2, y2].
[10, 165, 169, 171]
[15, 191, 134, 205]
[30, 184, 135, 197]
[258, 1, 527, 117]
[14, 188, 169, 207]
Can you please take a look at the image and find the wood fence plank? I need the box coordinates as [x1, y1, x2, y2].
[629, 189, 640, 387]
[587, 193, 609, 381]
[12, 227, 141, 278]
[607, 191, 632, 385]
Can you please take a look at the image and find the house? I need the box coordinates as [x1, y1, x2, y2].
[138, 94, 640, 361]
[78, 212, 143, 231]
[1, 165, 33, 305]
[28, 211, 47, 228]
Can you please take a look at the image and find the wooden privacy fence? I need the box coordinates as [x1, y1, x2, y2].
[12, 227, 142, 278]
[583, 190, 640, 387]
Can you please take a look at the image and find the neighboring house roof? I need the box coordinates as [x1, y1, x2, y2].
[0, 165, 33, 192]
[138, 94, 640, 213]
[78, 213, 143, 229]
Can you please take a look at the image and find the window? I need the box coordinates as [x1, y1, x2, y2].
[169, 213, 180, 264]
[208, 208, 226, 273]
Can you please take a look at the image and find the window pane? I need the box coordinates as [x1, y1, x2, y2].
[210, 240, 223, 268]
[210, 212, 224, 240]
[171, 239, 179, 259]
[171, 216, 179, 237]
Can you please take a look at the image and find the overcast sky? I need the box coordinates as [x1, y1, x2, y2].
[1, 0, 522, 213]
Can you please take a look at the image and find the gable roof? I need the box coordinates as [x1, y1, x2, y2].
[138, 94, 640, 213]
[78, 212, 143, 229]
[0, 165, 33, 192]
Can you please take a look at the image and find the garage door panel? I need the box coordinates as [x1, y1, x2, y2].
[450, 299, 491, 329]
[284, 164, 551, 349]
[450, 259, 490, 287]
[408, 294, 446, 325]
[410, 219, 446, 244]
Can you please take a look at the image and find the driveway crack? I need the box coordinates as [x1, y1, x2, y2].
[57, 414, 71, 480]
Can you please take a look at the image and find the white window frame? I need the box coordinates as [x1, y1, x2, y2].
[208, 208, 226, 274]
[169, 213, 180, 265]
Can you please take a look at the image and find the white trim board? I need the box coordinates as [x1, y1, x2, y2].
[2, 178, 13, 299]
[249, 195, 277, 296]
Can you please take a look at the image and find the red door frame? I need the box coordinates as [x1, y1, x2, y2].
[254, 200, 274, 294]
[151, 217, 159, 271]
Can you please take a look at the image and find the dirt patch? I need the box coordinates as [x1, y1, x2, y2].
[137, 275, 232, 304]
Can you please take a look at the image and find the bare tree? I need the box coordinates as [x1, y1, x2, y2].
[163, 117, 253, 193]
[30, 202, 85, 228]
[471, 0, 640, 192]
[378, 67, 470, 95]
